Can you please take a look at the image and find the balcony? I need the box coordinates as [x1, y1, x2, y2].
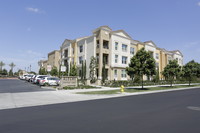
[103, 40, 109, 49]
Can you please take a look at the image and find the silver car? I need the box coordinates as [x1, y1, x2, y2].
[39, 77, 60, 86]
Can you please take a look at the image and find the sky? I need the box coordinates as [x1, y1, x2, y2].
[0, 0, 200, 72]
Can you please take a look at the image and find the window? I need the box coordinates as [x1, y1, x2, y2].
[122, 56, 127, 64]
[64, 49, 68, 58]
[79, 45, 83, 53]
[114, 70, 117, 78]
[121, 69, 127, 78]
[96, 40, 99, 48]
[115, 42, 118, 50]
[96, 54, 99, 64]
[149, 51, 154, 57]
[103, 54, 109, 64]
[156, 53, 159, 59]
[115, 55, 118, 63]
[130, 47, 134, 55]
[122, 44, 127, 52]
[79, 70, 82, 77]
[156, 62, 159, 70]
[79, 56, 83, 64]
[103, 40, 109, 49]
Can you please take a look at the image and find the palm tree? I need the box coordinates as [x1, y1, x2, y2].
[0, 61, 5, 71]
[9, 62, 16, 72]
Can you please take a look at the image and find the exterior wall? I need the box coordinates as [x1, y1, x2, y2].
[172, 52, 183, 66]
[110, 34, 132, 68]
[144, 44, 156, 59]
[95, 29, 111, 80]
[57, 26, 184, 83]
[136, 43, 144, 51]
[85, 36, 95, 78]
[60, 40, 72, 72]
[43, 60, 48, 70]
[47, 50, 60, 71]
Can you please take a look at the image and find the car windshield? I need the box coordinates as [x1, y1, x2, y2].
[48, 78, 59, 80]
[52, 78, 59, 80]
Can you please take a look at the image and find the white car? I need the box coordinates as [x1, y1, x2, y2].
[33, 75, 49, 84]
[20, 74, 28, 80]
[25, 74, 34, 82]
[39, 77, 60, 86]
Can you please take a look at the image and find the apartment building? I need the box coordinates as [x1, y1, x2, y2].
[38, 50, 60, 71]
[38, 60, 48, 70]
[60, 26, 183, 81]
[47, 50, 60, 71]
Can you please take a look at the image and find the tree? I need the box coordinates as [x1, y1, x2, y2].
[162, 60, 181, 87]
[1, 69, 8, 75]
[9, 62, 16, 72]
[182, 60, 199, 86]
[9, 69, 13, 76]
[0, 61, 5, 71]
[126, 48, 156, 89]
[39, 68, 47, 75]
[81, 61, 84, 80]
[29, 71, 36, 75]
[50, 66, 58, 76]
[69, 64, 77, 76]
[152, 69, 160, 83]
[8, 62, 16, 76]
[84, 60, 87, 80]
[89, 56, 97, 83]
[101, 60, 106, 84]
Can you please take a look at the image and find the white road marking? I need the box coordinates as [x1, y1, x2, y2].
[187, 106, 200, 111]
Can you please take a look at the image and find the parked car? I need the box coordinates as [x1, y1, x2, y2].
[29, 75, 36, 82]
[34, 75, 50, 84]
[39, 77, 60, 86]
[20, 74, 28, 80]
[25, 74, 34, 82]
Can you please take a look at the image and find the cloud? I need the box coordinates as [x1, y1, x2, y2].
[26, 50, 43, 57]
[184, 41, 200, 48]
[198, 2, 200, 6]
[26, 7, 45, 14]
[27, 27, 31, 31]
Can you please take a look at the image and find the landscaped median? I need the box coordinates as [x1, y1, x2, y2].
[77, 84, 200, 95]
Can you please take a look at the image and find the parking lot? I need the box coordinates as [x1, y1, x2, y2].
[0, 79, 111, 110]
[0, 79, 55, 93]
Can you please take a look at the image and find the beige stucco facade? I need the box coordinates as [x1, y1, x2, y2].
[38, 50, 60, 72]
[47, 50, 60, 70]
[58, 26, 183, 82]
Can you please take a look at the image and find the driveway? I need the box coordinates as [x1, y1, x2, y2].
[0, 79, 54, 93]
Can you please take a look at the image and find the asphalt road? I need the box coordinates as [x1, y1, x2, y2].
[0, 81, 200, 133]
[0, 79, 54, 93]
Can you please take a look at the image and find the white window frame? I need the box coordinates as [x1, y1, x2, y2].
[115, 55, 118, 63]
[156, 53, 159, 59]
[122, 44, 127, 52]
[122, 56, 127, 64]
[121, 69, 127, 78]
[115, 42, 118, 50]
[79, 56, 83, 64]
[114, 69, 117, 78]
[130, 47, 134, 55]
[79, 45, 83, 53]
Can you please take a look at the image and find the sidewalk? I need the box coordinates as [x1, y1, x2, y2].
[0, 84, 199, 110]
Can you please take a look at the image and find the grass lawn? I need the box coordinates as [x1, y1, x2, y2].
[63, 85, 101, 90]
[77, 85, 200, 95]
